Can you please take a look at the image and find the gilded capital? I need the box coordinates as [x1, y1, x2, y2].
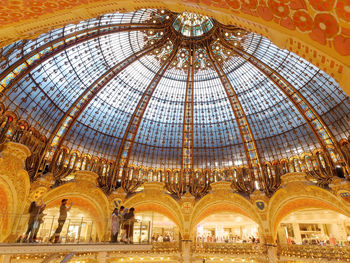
[143, 181, 165, 194]
[109, 187, 127, 203]
[280, 172, 308, 186]
[0, 142, 31, 162]
[74, 170, 98, 185]
[210, 181, 232, 194]
[31, 173, 55, 189]
[250, 190, 269, 203]
[329, 177, 350, 193]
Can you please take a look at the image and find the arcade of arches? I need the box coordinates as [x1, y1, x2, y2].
[0, 1, 350, 263]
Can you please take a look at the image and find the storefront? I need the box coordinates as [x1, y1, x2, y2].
[135, 211, 179, 242]
[277, 209, 350, 245]
[196, 212, 259, 243]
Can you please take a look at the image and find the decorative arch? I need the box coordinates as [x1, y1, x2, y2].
[268, 183, 350, 240]
[133, 203, 180, 228]
[192, 202, 259, 227]
[42, 180, 110, 238]
[340, 138, 350, 146]
[0, 1, 349, 96]
[190, 191, 263, 239]
[3, 111, 17, 123]
[124, 191, 184, 236]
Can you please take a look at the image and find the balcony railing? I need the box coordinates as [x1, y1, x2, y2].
[192, 242, 267, 257]
[278, 244, 350, 262]
[151, 241, 180, 253]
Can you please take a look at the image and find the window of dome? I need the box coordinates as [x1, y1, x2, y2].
[173, 12, 214, 37]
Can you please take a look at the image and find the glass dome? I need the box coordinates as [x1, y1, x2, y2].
[0, 9, 349, 192]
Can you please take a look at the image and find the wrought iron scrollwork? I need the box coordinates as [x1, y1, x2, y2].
[165, 169, 186, 199]
[189, 169, 210, 198]
[121, 167, 143, 194]
[50, 148, 77, 184]
[261, 164, 282, 195]
[231, 167, 255, 194]
[305, 152, 336, 187]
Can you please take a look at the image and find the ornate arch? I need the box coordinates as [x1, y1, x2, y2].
[42, 172, 110, 237]
[190, 190, 263, 238]
[0, 1, 349, 96]
[268, 181, 350, 240]
[124, 185, 184, 235]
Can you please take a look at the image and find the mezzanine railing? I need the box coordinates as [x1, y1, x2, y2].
[192, 242, 267, 258]
[278, 244, 350, 262]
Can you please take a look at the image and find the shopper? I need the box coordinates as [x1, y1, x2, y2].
[23, 201, 41, 242]
[120, 206, 128, 243]
[50, 199, 73, 243]
[111, 208, 121, 243]
[123, 207, 136, 244]
[32, 204, 46, 242]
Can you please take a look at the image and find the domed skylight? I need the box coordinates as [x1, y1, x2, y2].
[0, 9, 349, 193]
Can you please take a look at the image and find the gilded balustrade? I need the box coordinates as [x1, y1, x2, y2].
[278, 244, 350, 262]
[192, 242, 267, 257]
[151, 241, 180, 253]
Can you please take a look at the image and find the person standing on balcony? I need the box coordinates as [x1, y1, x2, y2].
[123, 207, 136, 244]
[50, 199, 73, 243]
[32, 204, 46, 242]
[23, 200, 44, 242]
[111, 208, 121, 243]
[120, 206, 128, 243]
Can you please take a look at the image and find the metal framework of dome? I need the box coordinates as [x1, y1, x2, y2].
[0, 9, 349, 197]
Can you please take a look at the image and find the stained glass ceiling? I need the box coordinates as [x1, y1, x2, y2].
[0, 9, 349, 171]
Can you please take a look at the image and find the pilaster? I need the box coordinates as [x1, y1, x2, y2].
[267, 245, 278, 263]
[97, 251, 107, 263]
[181, 239, 192, 263]
[0, 142, 31, 242]
[179, 192, 195, 240]
[0, 141, 31, 169]
[108, 187, 127, 213]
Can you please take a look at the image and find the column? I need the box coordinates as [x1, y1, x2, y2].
[263, 234, 278, 263]
[0, 142, 31, 242]
[0, 255, 11, 263]
[181, 240, 192, 263]
[97, 252, 107, 263]
[267, 245, 278, 263]
[292, 223, 301, 244]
